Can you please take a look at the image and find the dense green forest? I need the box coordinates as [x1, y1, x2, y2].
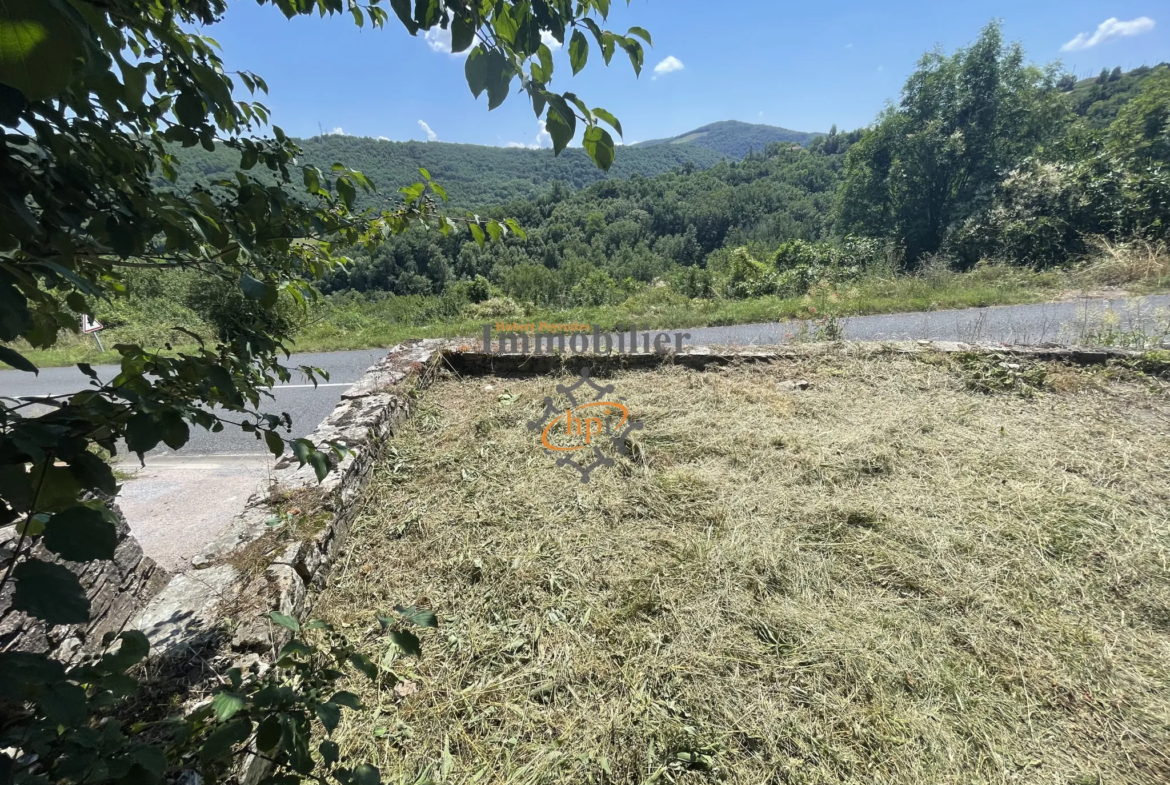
[634, 120, 820, 158]
[173, 136, 726, 211]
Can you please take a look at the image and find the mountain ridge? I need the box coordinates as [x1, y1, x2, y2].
[634, 120, 822, 159]
[172, 136, 727, 211]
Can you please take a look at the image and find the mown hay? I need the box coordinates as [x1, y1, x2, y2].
[317, 352, 1170, 784]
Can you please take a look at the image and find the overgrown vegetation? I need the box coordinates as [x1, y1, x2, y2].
[316, 354, 1170, 783]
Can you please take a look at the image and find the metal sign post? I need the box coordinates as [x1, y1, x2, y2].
[81, 315, 105, 351]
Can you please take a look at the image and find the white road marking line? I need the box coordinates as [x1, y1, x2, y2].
[12, 382, 354, 398]
[274, 382, 353, 388]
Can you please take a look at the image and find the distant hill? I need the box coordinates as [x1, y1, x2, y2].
[633, 120, 820, 159]
[1063, 63, 1169, 128]
[172, 136, 726, 211]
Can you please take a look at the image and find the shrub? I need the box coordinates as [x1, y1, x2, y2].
[466, 297, 523, 320]
[186, 276, 305, 341]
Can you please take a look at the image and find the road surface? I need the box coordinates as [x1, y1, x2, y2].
[682, 293, 1170, 348]
[0, 349, 387, 572]
[2, 295, 1165, 571]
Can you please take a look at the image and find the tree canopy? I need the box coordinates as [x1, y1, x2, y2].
[0, 1, 651, 782]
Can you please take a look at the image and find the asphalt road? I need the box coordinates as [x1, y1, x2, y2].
[682, 293, 1170, 347]
[0, 348, 388, 456]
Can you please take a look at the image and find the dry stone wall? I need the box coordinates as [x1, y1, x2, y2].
[0, 507, 169, 661]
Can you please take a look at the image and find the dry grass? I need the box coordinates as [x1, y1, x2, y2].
[1076, 238, 1170, 290]
[315, 351, 1170, 784]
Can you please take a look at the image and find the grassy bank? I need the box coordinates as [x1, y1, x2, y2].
[315, 352, 1170, 783]
[8, 249, 1170, 370]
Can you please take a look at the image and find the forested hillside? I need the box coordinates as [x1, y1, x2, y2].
[635, 120, 819, 158]
[324, 144, 841, 297]
[172, 136, 726, 210]
[321, 27, 1167, 306]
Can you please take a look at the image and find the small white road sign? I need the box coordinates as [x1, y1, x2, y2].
[81, 315, 104, 333]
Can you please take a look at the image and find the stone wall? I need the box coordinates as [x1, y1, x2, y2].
[131, 338, 446, 660]
[0, 505, 169, 661]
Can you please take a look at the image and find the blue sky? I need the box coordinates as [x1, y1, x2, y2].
[206, 1, 1167, 146]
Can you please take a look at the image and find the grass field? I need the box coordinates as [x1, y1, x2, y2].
[314, 350, 1170, 784]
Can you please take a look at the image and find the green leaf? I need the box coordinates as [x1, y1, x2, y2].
[12, 559, 90, 625]
[582, 126, 616, 171]
[41, 681, 88, 727]
[129, 746, 167, 778]
[627, 26, 653, 46]
[239, 272, 268, 300]
[212, 691, 246, 722]
[158, 409, 190, 451]
[256, 714, 282, 751]
[0, 345, 36, 373]
[466, 47, 512, 109]
[319, 739, 340, 766]
[125, 411, 161, 455]
[43, 505, 117, 562]
[545, 103, 575, 155]
[336, 176, 356, 209]
[569, 30, 588, 75]
[303, 165, 322, 194]
[394, 605, 438, 628]
[200, 718, 252, 764]
[0, 651, 66, 701]
[330, 690, 362, 709]
[353, 764, 381, 785]
[268, 611, 300, 632]
[450, 12, 474, 53]
[0, 0, 86, 100]
[464, 46, 488, 98]
[469, 222, 485, 247]
[308, 449, 330, 482]
[34, 464, 81, 512]
[388, 0, 418, 34]
[591, 107, 623, 138]
[388, 629, 422, 658]
[264, 429, 284, 458]
[505, 218, 527, 240]
[102, 630, 150, 672]
[349, 652, 378, 680]
[315, 701, 341, 734]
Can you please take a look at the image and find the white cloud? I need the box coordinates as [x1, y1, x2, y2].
[377, 135, 390, 141]
[652, 55, 684, 79]
[417, 120, 438, 142]
[424, 26, 455, 54]
[505, 120, 553, 149]
[540, 30, 562, 51]
[1062, 17, 1155, 51]
[324, 127, 346, 136]
[425, 26, 561, 56]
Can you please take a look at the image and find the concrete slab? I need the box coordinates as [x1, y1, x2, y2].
[116, 454, 273, 573]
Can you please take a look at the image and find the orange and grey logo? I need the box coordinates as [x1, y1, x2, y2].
[526, 367, 642, 483]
